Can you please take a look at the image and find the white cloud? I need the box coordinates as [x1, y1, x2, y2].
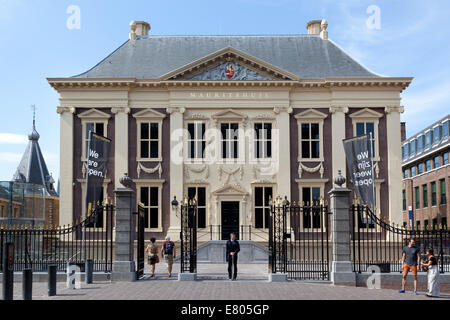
[0, 133, 28, 144]
[0, 152, 23, 163]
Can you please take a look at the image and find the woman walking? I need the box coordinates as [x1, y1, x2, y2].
[422, 249, 440, 297]
[145, 237, 159, 278]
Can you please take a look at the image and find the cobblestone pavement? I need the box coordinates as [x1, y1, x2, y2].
[9, 263, 450, 301]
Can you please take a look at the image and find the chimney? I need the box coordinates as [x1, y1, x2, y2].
[129, 20, 150, 40]
[306, 19, 328, 40]
[306, 20, 322, 35]
[401, 122, 407, 142]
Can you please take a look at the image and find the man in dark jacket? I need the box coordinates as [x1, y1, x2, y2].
[226, 233, 240, 280]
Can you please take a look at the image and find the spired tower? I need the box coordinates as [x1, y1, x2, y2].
[6, 109, 60, 226]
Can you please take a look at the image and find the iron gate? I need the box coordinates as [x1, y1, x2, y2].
[135, 203, 145, 279]
[180, 196, 197, 273]
[269, 196, 331, 280]
[0, 203, 115, 273]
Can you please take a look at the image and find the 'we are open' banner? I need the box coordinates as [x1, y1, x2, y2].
[85, 131, 111, 215]
[343, 134, 376, 210]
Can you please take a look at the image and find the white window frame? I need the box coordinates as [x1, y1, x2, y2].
[253, 121, 273, 160]
[219, 122, 241, 161]
[135, 179, 165, 232]
[133, 109, 166, 162]
[295, 109, 326, 162]
[350, 108, 383, 162]
[296, 180, 327, 231]
[185, 185, 209, 230]
[77, 109, 111, 161]
[185, 121, 207, 162]
[252, 184, 275, 230]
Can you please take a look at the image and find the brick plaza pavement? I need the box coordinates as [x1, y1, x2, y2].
[9, 263, 450, 300]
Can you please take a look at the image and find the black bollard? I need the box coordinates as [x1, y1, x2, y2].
[22, 268, 32, 300]
[48, 265, 57, 296]
[2, 242, 14, 301]
[85, 259, 93, 284]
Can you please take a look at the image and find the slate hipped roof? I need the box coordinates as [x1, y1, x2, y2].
[74, 35, 380, 79]
[12, 123, 58, 197]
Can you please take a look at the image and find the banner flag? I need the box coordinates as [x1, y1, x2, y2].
[85, 131, 111, 219]
[343, 134, 376, 222]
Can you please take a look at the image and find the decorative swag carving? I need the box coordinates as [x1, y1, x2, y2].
[185, 164, 209, 179]
[137, 162, 162, 179]
[218, 165, 243, 182]
[298, 162, 324, 179]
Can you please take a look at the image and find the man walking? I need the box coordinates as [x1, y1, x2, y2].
[226, 233, 240, 280]
[399, 239, 421, 295]
[161, 236, 175, 278]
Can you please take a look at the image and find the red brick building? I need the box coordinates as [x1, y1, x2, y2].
[402, 115, 450, 229]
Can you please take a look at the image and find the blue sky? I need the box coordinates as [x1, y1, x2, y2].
[0, 0, 449, 181]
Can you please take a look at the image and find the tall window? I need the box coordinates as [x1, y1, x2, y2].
[424, 219, 429, 230]
[139, 122, 160, 159]
[84, 122, 104, 158]
[440, 179, 447, 205]
[411, 166, 416, 177]
[187, 123, 206, 159]
[431, 182, 437, 207]
[140, 186, 160, 229]
[416, 221, 421, 230]
[442, 217, 448, 228]
[434, 156, 441, 169]
[417, 135, 424, 153]
[254, 186, 272, 229]
[302, 187, 321, 229]
[402, 146, 406, 160]
[433, 126, 441, 145]
[415, 187, 420, 209]
[423, 185, 428, 208]
[187, 187, 206, 228]
[402, 190, 407, 211]
[443, 121, 449, 140]
[254, 123, 272, 159]
[404, 169, 409, 179]
[418, 163, 423, 175]
[356, 122, 375, 155]
[221, 123, 239, 159]
[300, 123, 320, 159]
[426, 160, 431, 171]
[444, 152, 449, 165]
[432, 218, 438, 230]
[425, 131, 432, 149]
[410, 140, 416, 157]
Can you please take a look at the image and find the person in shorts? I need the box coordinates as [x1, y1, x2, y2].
[145, 237, 159, 278]
[161, 236, 175, 277]
[399, 239, 421, 295]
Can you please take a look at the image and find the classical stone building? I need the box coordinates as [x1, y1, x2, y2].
[401, 115, 449, 229]
[48, 19, 411, 240]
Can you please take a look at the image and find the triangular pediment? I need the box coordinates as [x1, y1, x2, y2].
[212, 183, 248, 196]
[294, 108, 328, 120]
[212, 109, 248, 121]
[162, 47, 299, 81]
[349, 108, 383, 119]
[77, 108, 111, 119]
[132, 108, 166, 119]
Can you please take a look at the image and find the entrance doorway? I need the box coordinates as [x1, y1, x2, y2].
[221, 201, 239, 240]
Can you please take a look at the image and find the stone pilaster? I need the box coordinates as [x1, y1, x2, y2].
[329, 172, 355, 286]
[56, 106, 75, 226]
[166, 107, 185, 241]
[112, 186, 136, 281]
[111, 107, 130, 189]
[385, 106, 405, 224]
[329, 106, 349, 188]
[276, 106, 292, 199]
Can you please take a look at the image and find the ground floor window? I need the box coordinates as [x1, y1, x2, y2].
[187, 187, 206, 228]
[139, 186, 160, 229]
[254, 186, 272, 229]
[301, 187, 321, 229]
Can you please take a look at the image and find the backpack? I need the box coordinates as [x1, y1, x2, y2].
[164, 241, 174, 255]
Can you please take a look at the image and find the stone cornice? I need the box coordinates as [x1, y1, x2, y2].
[329, 106, 349, 114]
[47, 77, 413, 92]
[111, 107, 131, 114]
[385, 106, 405, 114]
[56, 106, 76, 114]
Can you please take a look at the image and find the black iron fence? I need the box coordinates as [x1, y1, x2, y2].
[180, 198, 197, 273]
[270, 197, 331, 281]
[0, 204, 115, 273]
[351, 203, 450, 274]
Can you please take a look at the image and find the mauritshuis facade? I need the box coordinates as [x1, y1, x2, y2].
[48, 19, 412, 240]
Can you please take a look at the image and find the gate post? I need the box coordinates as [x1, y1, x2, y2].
[112, 174, 136, 282]
[328, 171, 355, 286]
